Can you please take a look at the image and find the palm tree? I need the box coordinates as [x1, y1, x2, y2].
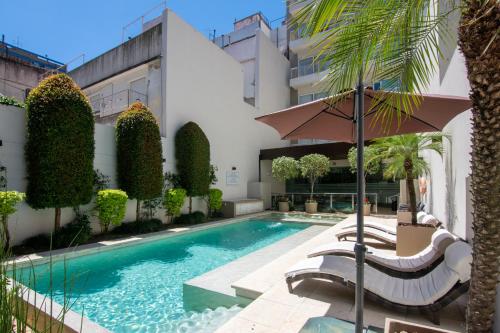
[371, 134, 443, 224]
[295, 1, 499, 331]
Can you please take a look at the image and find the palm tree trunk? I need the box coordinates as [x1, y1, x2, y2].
[458, 2, 499, 332]
[54, 207, 61, 231]
[404, 158, 417, 224]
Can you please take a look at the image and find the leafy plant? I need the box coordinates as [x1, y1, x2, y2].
[371, 133, 443, 224]
[112, 219, 163, 234]
[116, 102, 163, 221]
[163, 188, 187, 219]
[0, 164, 6, 190]
[298, 154, 331, 202]
[347, 146, 382, 180]
[175, 122, 210, 213]
[164, 172, 182, 190]
[207, 188, 223, 218]
[209, 164, 218, 185]
[272, 156, 299, 202]
[95, 189, 128, 232]
[142, 197, 162, 220]
[93, 169, 111, 194]
[174, 211, 206, 225]
[0, 95, 24, 108]
[25, 74, 95, 231]
[54, 208, 92, 248]
[0, 191, 24, 250]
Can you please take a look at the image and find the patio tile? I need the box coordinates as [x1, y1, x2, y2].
[216, 316, 279, 333]
[237, 298, 294, 329]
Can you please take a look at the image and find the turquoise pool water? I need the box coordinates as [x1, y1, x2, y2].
[16, 219, 309, 333]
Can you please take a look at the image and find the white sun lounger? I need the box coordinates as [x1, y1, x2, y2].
[308, 229, 458, 277]
[336, 226, 397, 245]
[341, 221, 397, 235]
[285, 242, 472, 324]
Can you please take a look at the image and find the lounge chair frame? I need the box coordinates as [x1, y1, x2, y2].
[337, 229, 396, 246]
[286, 273, 469, 325]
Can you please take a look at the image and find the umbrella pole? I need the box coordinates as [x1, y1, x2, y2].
[354, 75, 366, 333]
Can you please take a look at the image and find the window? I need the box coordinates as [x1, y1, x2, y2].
[298, 94, 314, 104]
[298, 57, 314, 76]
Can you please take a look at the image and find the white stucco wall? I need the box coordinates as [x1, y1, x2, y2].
[0, 104, 166, 245]
[162, 10, 286, 203]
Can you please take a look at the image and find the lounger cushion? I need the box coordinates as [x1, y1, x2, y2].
[417, 211, 427, 223]
[444, 242, 472, 282]
[421, 214, 439, 225]
[431, 229, 458, 252]
[336, 226, 397, 244]
[286, 256, 461, 306]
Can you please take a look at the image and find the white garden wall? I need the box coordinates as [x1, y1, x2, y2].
[0, 104, 167, 245]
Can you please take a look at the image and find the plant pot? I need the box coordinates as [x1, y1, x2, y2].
[396, 223, 436, 256]
[384, 318, 460, 333]
[278, 201, 289, 212]
[305, 201, 318, 214]
[363, 203, 371, 216]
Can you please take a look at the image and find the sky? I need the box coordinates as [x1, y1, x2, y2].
[0, 0, 286, 69]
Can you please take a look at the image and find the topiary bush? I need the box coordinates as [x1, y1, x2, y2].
[0, 191, 25, 250]
[116, 102, 163, 221]
[175, 122, 210, 213]
[299, 154, 331, 202]
[95, 189, 128, 232]
[163, 188, 187, 220]
[25, 74, 95, 231]
[207, 188, 223, 218]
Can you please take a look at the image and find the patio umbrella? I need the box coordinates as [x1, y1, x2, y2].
[256, 85, 471, 331]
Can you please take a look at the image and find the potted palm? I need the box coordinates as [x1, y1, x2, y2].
[347, 146, 382, 216]
[372, 133, 443, 255]
[299, 154, 331, 214]
[271, 156, 299, 212]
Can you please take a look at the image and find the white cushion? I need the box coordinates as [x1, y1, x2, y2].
[421, 214, 439, 225]
[444, 242, 472, 282]
[417, 211, 427, 223]
[431, 229, 458, 252]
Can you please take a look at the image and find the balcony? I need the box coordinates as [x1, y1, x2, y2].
[290, 60, 330, 89]
[90, 89, 147, 118]
[288, 0, 312, 15]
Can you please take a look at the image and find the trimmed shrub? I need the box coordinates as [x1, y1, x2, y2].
[175, 122, 210, 212]
[95, 190, 128, 232]
[116, 102, 163, 221]
[0, 191, 25, 249]
[207, 188, 223, 217]
[272, 156, 299, 182]
[111, 219, 163, 234]
[174, 211, 205, 225]
[164, 188, 187, 219]
[25, 74, 95, 231]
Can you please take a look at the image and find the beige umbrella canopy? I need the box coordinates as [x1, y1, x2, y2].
[256, 88, 472, 143]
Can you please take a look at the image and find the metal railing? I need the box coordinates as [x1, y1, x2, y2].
[90, 89, 147, 117]
[0, 39, 64, 71]
[272, 192, 378, 213]
[290, 61, 330, 79]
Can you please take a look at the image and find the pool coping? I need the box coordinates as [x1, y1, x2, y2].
[6, 211, 343, 333]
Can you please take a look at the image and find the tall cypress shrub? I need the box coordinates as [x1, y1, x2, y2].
[25, 74, 95, 231]
[175, 122, 210, 213]
[116, 102, 163, 221]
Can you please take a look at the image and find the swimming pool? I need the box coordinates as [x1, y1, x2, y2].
[15, 218, 310, 332]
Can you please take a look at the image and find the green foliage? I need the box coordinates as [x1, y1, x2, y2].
[299, 154, 331, 201]
[0, 191, 24, 249]
[347, 146, 382, 178]
[116, 102, 163, 202]
[164, 172, 182, 189]
[25, 74, 95, 225]
[175, 122, 211, 198]
[95, 189, 128, 232]
[93, 169, 111, 194]
[174, 211, 206, 224]
[163, 188, 187, 217]
[208, 188, 223, 215]
[272, 156, 299, 182]
[209, 164, 218, 186]
[112, 219, 163, 234]
[54, 209, 92, 248]
[0, 95, 24, 108]
[141, 197, 162, 220]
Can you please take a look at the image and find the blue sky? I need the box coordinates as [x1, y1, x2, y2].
[0, 0, 285, 69]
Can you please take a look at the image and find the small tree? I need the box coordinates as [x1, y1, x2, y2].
[95, 190, 128, 233]
[116, 102, 163, 221]
[25, 74, 95, 231]
[347, 146, 382, 181]
[175, 122, 210, 213]
[207, 188, 223, 218]
[299, 154, 331, 202]
[371, 134, 443, 224]
[272, 156, 299, 201]
[163, 188, 187, 221]
[0, 191, 24, 250]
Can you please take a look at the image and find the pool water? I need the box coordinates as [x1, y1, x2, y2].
[16, 219, 309, 333]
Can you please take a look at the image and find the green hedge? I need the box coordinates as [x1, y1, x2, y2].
[95, 189, 128, 232]
[175, 122, 210, 202]
[116, 102, 163, 220]
[163, 188, 186, 218]
[25, 74, 95, 230]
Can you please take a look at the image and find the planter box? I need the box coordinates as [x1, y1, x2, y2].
[221, 199, 264, 217]
[396, 223, 436, 256]
[385, 318, 460, 333]
[397, 210, 412, 223]
[363, 204, 371, 216]
[305, 202, 318, 214]
[278, 201, 289, 212]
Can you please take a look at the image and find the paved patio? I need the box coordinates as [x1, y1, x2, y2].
[216, 214, 466, 333]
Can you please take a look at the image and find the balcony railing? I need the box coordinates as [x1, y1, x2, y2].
[290, 61, 330, 79]
[272, 192, 379, 213]
[90, 89, 147, 117]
